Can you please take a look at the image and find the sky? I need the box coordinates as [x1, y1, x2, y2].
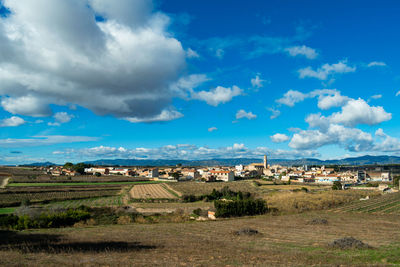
[1, 0, 400, 164]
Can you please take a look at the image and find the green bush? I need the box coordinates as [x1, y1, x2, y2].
[332, 181, 342, 190]
[0, 208, 90, 230]
[214, 199, 267, 218]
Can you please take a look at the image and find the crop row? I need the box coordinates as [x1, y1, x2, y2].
[0, 189, 120, 207]
[43, 196, 123, 209]
[335, 193, 400, 212]
[333, 192, 400, 214]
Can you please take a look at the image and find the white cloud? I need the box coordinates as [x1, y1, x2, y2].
[251, 75, 266, 88]
[235, 109, 257, 120]
[276, 90, 308, 107]
[192, 86, 243, 106]
[186, 48, 200, 58]
[396, 91, 400, 97]
[285, 45, 318, 59]
[372, 129, 400, 152]
[170, 74, 209, 98]
[0, 116, 26, 127]
[298, 60, 356, 80]
[0, 135, 98, 147]
[52, 143, 319, 160]
[268, 107, 281, 119]
[270, 133, 290, 143]
[54, 112, 74, 123]
[370, 94, 382, 100]
[330, 98, 391, 127]
[367, 61, 386, 67]
[0, 0, 187, 122]
[208, 127, 217, 132]
[289, 124, 374, 151]
[315, 91, 350, 110]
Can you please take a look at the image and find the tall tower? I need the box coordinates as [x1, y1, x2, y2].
[263, 155, 268, 169]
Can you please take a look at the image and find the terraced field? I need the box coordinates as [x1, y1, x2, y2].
[130, 184, 178, 199]
[332, 192, 400, 214]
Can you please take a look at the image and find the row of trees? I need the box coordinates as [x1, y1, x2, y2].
[214, 199, 267, 217]
[182, 186, 252, 202]
[63, 162, 92, 175]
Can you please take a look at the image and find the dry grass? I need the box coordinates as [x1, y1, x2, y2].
[265, 190, 380, 213]
[1, 211, 400, 266]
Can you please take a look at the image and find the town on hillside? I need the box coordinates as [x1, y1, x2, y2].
[40, 155, 397, 190]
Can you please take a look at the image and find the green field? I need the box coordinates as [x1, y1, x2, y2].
[42, 195, 124, 209]
[7, 181, 162, 187]
[0, 207, 15, 214]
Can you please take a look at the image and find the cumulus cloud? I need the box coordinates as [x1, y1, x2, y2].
[298, 60, 356, 80]
[277, 89, 350, 110]
[329, 98, 391, 127]
[192, 86, 242, 106]
[367, 61, 386, 67]
[52, 143, 319, 160]
[270, 133, 290, 143]
[314, 90, 350, 110]
[396, 91, 400, 97]
[373, 129, 400, 152]
[251, 75, 266, 88]
[0, 0, 187, 122]
[285, 45, 318, 59]
[276, 90, 308, 107]
[289, 124, 374, 151]
[0, 116, 26, 127]
[0, 135, 98, 147]
[208, 127, 217, 132]
[235, 109, 257, 120]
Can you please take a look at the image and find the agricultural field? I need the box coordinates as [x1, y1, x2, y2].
[0, 187, 121, 207]
[1, 211, 400, 266]
[41, 195, 124, 209]
[130, 184, 178, 199]
[7, 181, 158, 187]
[333, 192, 400, 214]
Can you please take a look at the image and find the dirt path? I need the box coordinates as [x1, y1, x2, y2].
[0, 177, 9, 189]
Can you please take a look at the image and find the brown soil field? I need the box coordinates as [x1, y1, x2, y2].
[130, 184, 177, 199]
[1, 211, 399, 266]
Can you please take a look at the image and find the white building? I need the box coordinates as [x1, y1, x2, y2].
[209, 170, 234, 182]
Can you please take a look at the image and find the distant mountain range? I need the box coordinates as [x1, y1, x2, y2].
[20, 155, 400, 167]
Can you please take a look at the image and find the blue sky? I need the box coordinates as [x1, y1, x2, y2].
[1, 0, 400, 164]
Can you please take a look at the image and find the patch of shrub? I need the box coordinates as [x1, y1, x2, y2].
[214, 199, 267, 218]
[307, 218, 328, 225]
[0, 207, 90, 230]
[182, 186, 252, 203]
[332, 181, 342, 190]
[329, 237, 372, 249]
[233, 227, 259, 236]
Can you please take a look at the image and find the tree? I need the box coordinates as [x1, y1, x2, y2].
[332, 181, 342, 190]
[393, 176, 400, 187]
[63, 162, 74, 169]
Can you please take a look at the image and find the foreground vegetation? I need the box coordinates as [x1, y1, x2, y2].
[0, 211, 399, 266]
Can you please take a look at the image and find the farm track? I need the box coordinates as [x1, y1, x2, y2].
[130, 184, 177, 199]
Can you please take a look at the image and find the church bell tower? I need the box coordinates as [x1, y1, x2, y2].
[263, 155, 267, 169]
